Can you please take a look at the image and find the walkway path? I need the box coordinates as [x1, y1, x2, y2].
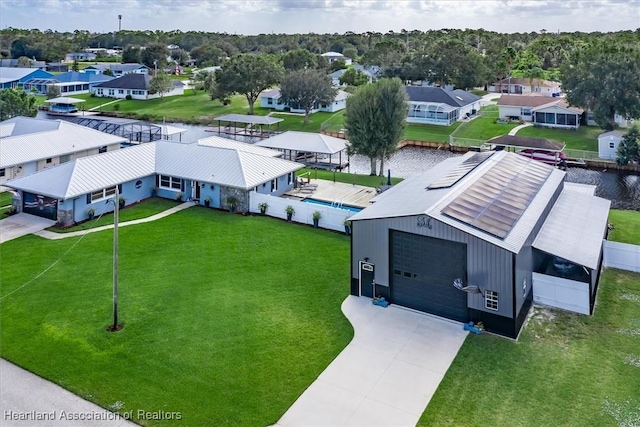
[277, 296, 468, 427]
[1, 359, 136, 427]
[88, 99, 121, 111]
[508, 122, 533, 135]
[34, 202, 195, 240]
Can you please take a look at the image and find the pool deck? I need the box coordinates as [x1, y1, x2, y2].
[283, 179, 378, 208]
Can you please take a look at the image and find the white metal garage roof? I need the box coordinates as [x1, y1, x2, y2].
[256, 131, 348, 155]
[533, 189, 610, 270]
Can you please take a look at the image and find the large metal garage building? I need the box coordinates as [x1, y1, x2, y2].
[349, 151, 610, 338]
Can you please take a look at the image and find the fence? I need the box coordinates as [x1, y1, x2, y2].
[249, 193, 354, 233]
[603, 240, 640, 273]
[564, 149, 601, 161]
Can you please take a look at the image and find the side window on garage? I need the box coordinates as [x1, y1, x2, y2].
[485, 290, 499, 311]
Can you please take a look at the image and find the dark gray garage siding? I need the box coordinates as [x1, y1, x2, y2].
[391, 230, 468, 322]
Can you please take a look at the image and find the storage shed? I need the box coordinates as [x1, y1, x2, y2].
[349, 151, 610, 338]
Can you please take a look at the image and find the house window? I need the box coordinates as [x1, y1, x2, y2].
[271, 178, 278, 192]
[46, 158, 52, 164]
[96, 88, 103, 95]
[98, 146, 107, 153]
[60, 154, 71, 163]
[159, 175, 182, 190]
[0, 169, 5, 178]
[288, 172, 294, 185]
[485, 290, 499, 311]
[520, 108, 532, 116]
[91, 186, 117, 202]
[609, 142, 615, 149]
[108, 89, 115, 96]
[267, 98, 273, 105]
[118, 89, 124, 94]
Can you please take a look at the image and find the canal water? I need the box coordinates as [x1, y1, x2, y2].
[47, 117, 640, 211]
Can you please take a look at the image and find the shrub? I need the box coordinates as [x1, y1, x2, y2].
[125, 94, 132, 100]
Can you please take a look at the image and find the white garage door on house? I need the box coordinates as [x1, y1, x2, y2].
[532, 272, 590, 315]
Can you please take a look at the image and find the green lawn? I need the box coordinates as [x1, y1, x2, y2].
[0, 208, 353, 426]
[298, 168, 403, 187]
[515, 125, 600, 151]
[608, 209, 640, 245]
[453, 115, 519, 141]
[46, 198, 179, 233]
[405, 122, 460, 143]
[420, 268, 640, 427]
[0, 191, 12, 206]
[70, 93, 121, 111]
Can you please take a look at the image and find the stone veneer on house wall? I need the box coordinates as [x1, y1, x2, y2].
[219, 186, 249, 213]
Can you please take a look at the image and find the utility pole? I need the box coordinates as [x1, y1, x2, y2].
[118, 15, 122, 32]
[108, 186, 120, 332]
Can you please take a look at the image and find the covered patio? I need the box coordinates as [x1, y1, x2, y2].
[256, 131, 350, 170]
[208, 114, 283, 142]
[44, 96, 86, 115]
[406, 102, 458, 126]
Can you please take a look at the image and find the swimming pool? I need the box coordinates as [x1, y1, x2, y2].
[302, 198, 363, 213]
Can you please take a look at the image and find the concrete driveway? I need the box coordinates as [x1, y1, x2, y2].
[1, 359, 136, 426]
[0, 213, 55, 244]
[277, 296, 468, 427]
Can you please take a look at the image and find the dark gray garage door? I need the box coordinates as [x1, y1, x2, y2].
[391, 230, 468, 322]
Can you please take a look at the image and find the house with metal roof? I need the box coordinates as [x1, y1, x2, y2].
[91, 74, 185, 99]
[320, 52, 352, 66]
[0, 116, 125, 186]
[260, 88, 349, 113]
[83, 63, 150, 77]
[37, 71, 115, 95]
[348, 151, 610, 338]
[0, 67, 54, 92]
[405, 86, 481, 126]
[5, 140, 303, 225]
[329, 64, 380, 86]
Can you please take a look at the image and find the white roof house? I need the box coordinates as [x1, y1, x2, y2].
[321, 52, 353, 65]
[5, 141, 303, 200]
[0, 117, 126, 170]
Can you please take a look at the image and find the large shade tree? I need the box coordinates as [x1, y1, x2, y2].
[344, 78, 408, 176]
[562, 43, 640, 130]
[141, 43, 170, 70]
[279, 69, 337, 124]
[216, 54, 284, 114]
[281, 49, 317, 71]
[616, 125, 640, 166]
[0, 89, 37, 121]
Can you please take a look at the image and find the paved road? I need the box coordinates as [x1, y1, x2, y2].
[0, 359, 137, 427]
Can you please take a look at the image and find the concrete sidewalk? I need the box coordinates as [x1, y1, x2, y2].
[34, 202, 195, 240]
[0, 359, 136, 427]
[508, 122, 533, 135]
[277, 296, 468, 427]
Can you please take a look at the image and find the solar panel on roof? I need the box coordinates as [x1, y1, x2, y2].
[427, 151, 494, 190]
[442, 155, 552, 239]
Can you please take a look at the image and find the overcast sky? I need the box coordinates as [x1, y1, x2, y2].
[1, 0, 639, 34]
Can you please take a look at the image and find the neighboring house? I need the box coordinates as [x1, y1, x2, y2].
[321, 51, 352, 65]
[83, 63, 150, 76]
[497, 95, 583, 129]
[23, 71, 115, 96]
[349, 150, 610, 338]
[586, 110, 635, 129]
[0, 67, 54, 92]
[85, 48, 121, 57]
[329, 64, 379, 86]
[65, 52, 97, 62]
[46, 62, 70, 73]
[0, 116, 124, 186]
[91, 74, 185, 99]
[260, 88, 349, 113]
[0, 59, 46, 69]
[405, 86, 481, 126]
[598, 130, 623, 160]
[490, 78, 561, 97]
[164, 64, 184, 75]
[5, 140, 303, 224]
